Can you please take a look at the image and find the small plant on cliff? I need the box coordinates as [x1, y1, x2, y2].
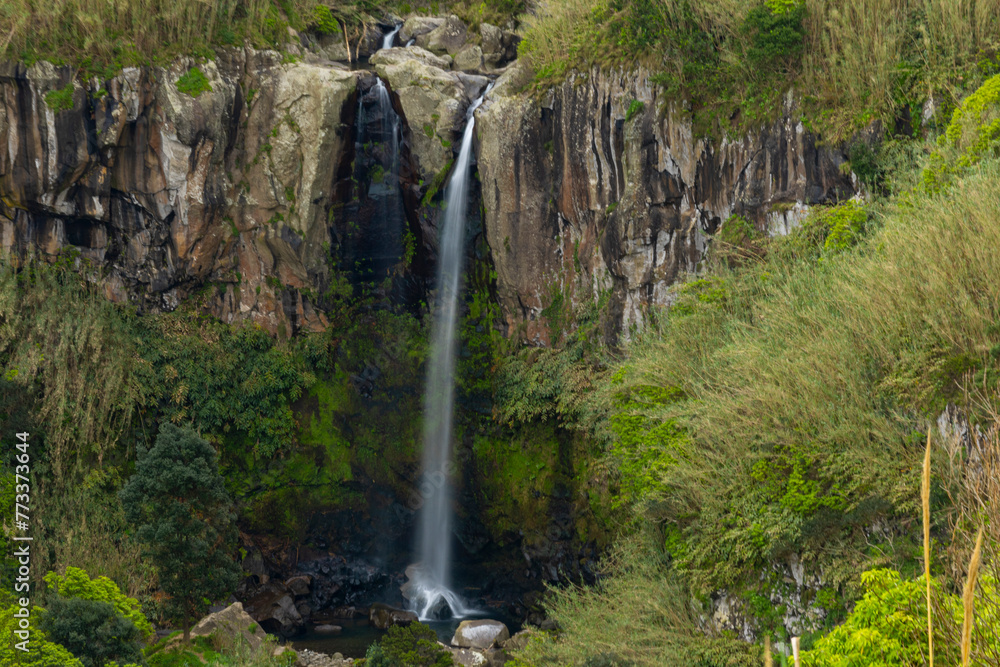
[120, 423, 240, 644]
[625, 99, 644, 121]
[44, 83, 75, 112]
[176, 66, 212, 98]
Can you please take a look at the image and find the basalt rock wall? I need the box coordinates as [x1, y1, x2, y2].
[476, 66, 856, 345]
[0, 51, 358, 335]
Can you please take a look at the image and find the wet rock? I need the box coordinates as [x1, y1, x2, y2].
[451, 619, 510, 649]
[421, 15, 469, 56]
[370, 47, 487, 181]
[368, 602, 418, 629]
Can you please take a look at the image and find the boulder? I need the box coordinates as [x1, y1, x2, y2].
[421, 15, 469, 56]
[296, 648, 354, 666]
[168, 602, 268, 652]
[368, 602, 418, 629]
[453, 45, 484, 73]
[447, 647, 488, 666]
[285, 575, 312, 597]
[480, 23, 504, 63]
[400, 16, 444, 43]
[451, 619, 510, 650]
[244, 581, 305, 635]
[314, 624, 343, 634]
[370, 48, 488, 181]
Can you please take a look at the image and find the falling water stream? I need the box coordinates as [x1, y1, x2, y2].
[409, 85, 492, 621]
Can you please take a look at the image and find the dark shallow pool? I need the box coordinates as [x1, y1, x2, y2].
[289, 608, 522, 659]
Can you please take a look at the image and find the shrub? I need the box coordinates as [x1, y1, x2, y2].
[44, 83, 75, 112]
[176, 67, 212, 98]
[311, 4, 339, 35]
[40, 595, 146, 667]
[380, 622, 454, 666]
[0, 603, 84, 667]
[44, 566, 153, 639]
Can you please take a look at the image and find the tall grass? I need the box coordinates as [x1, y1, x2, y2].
[511, 534, 758, 667]
[0, 0, 322, 71]
[518, 0, 1000, 138]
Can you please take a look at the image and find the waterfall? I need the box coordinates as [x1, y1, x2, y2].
[382, 24, 402, 50]
[409, 85, 492, 621]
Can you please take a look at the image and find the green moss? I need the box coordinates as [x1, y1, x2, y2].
[176, 66, 212, 97]
[423, 123, 435, 138]
[44, 82, 75, 112]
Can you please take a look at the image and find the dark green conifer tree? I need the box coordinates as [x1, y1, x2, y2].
[120, 423, 239, 642]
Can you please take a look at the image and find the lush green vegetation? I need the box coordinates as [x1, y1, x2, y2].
[365, 621, 455, 666]
[505, 71, 1000, 664]
[519, 0, 1000, 139]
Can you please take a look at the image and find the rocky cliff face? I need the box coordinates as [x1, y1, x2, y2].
[477, 66, 856, 345]
[1, 51, 357, 335]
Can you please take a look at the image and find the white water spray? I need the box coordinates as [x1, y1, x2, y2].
[409, 85, 492, 621]
[381, 24, 402, 50]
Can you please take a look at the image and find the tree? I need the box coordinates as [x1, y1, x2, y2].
[120, 423, 240, 643]
[381, 622, 454, 667]
[0, 603, 84, 667]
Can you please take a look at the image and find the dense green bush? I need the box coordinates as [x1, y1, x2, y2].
[377, 622, 454, 666]
[40, 595, 146, 667]
[44, 567, 153, 639]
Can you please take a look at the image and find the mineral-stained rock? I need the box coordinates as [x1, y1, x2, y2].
[368, 602, 418, 629]
[476, 68, 855, 345]
[451, 619, 510, 649]
[0, 51, 358, 336]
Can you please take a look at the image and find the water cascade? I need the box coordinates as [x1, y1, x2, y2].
[382, 24, 402, 50]
[337, 76, 405, 287]
[409, 85, 492, 621]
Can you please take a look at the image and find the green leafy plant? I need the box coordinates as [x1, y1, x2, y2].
[44, 83, 75, 112]
[44, 567, 153, 639]
[39, 596, 146, 667]
[176, 67, 212, 98]
[379, 621, 454, 666]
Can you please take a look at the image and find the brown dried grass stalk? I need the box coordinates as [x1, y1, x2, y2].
[961, 527, 984, 666]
